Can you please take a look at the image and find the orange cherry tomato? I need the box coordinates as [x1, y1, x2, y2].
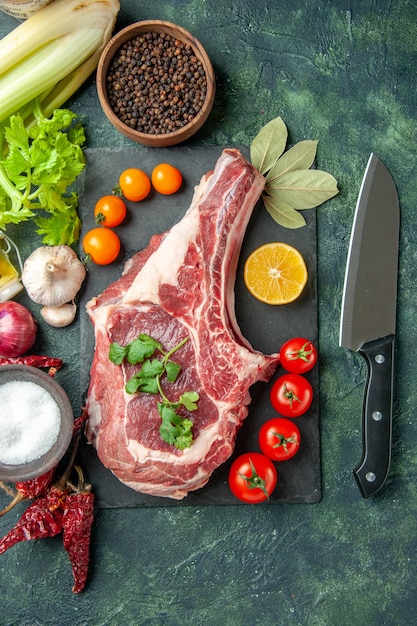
[151, 163, 183, 195]
[118, 168, 151, 202]
[94, 195, 127, 227]
[83, 227, 121, 265]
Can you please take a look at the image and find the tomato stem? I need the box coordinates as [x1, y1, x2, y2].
[95, 212, 105, 225]
[283, 382, 301, 407]
[238, 458, 269, 499]
[272, 431, 298, 453]
[288, 342, 313, 362]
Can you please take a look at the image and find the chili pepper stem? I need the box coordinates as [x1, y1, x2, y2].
[0, 491, 26, 517]
[66, 465, 92, 494]
[54, 433, 81, 492]
[0, 481, 15, 498]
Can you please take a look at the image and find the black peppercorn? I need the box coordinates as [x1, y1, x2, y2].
[106, 31, 208, 135]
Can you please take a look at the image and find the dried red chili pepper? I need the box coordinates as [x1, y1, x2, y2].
[15, 468, 56, 499]
[63, 466, 94, 593]
[0, 462, 60, 519]
[0, 467, 57, 518]
[72, 406, 88, 436]
[0, 416, 83, 517]
[0, 486, 67, 555]
[0, 355, 63, 370]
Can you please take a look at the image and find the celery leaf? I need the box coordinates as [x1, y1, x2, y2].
[0, 107, 86, 244]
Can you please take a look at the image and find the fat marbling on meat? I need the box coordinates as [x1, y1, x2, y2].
[85, 148, 280, 499]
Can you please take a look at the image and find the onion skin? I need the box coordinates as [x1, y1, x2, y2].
[0, 301, 38, 358]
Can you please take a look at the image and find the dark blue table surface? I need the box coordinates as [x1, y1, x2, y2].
[1, 2, 416, 624]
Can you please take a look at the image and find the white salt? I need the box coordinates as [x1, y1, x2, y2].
[0, 380, 61, 465]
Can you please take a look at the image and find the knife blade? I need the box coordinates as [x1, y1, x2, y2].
[339, 153, 399, 498]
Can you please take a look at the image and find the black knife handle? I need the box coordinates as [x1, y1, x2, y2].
[354, 334, 394, 498]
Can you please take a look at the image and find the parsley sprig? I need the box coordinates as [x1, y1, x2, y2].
[109, 334, 199, 450]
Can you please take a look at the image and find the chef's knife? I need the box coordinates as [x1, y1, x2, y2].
[339, 154, 399, 498]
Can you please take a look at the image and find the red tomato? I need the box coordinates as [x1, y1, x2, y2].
[270, 373, 313, 418]
[83, 227, 121, 265]
[259, 418, 301, 461]
[94, 195, 127, 227]
[280, 337, 318, 374]
[151, 163, 183, 195]
[228, 452, 277, 503]
[118, 168, 151, 202]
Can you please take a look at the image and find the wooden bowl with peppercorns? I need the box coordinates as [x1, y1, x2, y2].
[96, 21, 216, 147]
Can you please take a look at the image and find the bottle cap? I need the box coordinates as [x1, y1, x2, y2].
[0, 278, 24, 302]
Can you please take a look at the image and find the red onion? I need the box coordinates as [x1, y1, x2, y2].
[0, 301, 38, 358]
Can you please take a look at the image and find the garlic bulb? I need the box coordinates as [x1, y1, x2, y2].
[41, 302, 77, 328]
[22, 245, 86, 307]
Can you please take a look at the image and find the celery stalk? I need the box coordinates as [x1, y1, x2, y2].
[0, 0, 119, 75]
[0, 29, 104, 123]
[22, 52, 104, 131]
[0, 0, 120, 124]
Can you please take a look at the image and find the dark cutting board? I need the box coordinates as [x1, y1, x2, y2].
[77, 146, 321, 507]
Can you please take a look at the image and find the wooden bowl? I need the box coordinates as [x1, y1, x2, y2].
[96, 21, 216, 147]
[0, 365, 73, 482]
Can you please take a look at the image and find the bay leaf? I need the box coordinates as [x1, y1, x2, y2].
[266, 169, 339, 210]
[250, 116, 288, 175]
[263, 194, 307, 229]
[265, 140, 318, 184]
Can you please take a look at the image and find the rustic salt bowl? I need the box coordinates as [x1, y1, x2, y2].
[96, 20, 216, 147]
[0, 365, 73, 482]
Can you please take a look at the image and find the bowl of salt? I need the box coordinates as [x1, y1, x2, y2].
[0, 365, 73, 482]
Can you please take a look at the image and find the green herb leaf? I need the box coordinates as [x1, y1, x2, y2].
[165, 360, 181, 383]
[125, 376, 142, 394]
[179, 391, 200, 411]
[266, 169, 339, 210]
[109, 332, 198, 450]
[263, 195, 307, 229]
[141, 358, 165, 378]
[265, 140, 318, 184]
[125, 359, 164, 394]
[158, 403, 193, 450]
[133, 374, 159, 395]
[250, 116, 288, 175]
[173, 425, 194, 450]
[4, 114, 30, 155]
[109, 342, 128, 366]
[250, 117, 339, 229]
[35, 198, 81, 245]
[126, 335, 160, 365]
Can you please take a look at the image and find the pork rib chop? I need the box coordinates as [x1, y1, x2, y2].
[85, 148, 279, 499]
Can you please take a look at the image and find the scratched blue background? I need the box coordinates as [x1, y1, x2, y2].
[1, 1, 416, 624]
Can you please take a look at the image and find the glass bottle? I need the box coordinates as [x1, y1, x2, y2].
[0, 230, 23, 302]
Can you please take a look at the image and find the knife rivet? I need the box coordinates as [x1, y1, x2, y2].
[372, 411, 383, 421]
[365, 472, 377, 483]
[375, 354, 385, 364]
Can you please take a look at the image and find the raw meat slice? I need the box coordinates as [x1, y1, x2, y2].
[85, 148, 280, 499]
